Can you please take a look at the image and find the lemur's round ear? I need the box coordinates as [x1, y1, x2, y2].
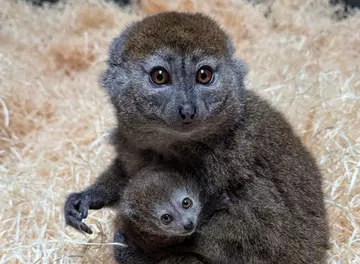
[226, 34, 248, 78]
[108, 23, 136, 66]
[232, 58, 248, 78]
[224, 33, 248, 75]
[225, 34, 248, 75]
[225, 33, 236, 56]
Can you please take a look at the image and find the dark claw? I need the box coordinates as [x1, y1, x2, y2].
[80, 222, 93, 234]
[66, 215, 93, 234]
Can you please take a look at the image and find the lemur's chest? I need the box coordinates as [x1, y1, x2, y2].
[118, 142, 250, 195]
[118, 148, 161, 175]
[170, 149, 249, 195]
[183, 149, 250, 195]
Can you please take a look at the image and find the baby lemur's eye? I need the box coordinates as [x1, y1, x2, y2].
[160, 214, 173, 224]
[182, 198, 193, 209]
[150, 67, 170, 85]
[196, 66, 213, 84]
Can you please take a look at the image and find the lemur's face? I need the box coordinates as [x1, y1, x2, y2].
[118, 50, 242, 132]
[121, 169, 202, 237]
[101, 12, 247, 142]
[151, 188, 202, 236]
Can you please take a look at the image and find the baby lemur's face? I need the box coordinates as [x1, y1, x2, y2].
[121, 169, 202, 237]
[152, 188, 202, 236]
[101, 12, 247, 141]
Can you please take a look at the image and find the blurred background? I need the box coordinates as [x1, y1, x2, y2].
[0, 0, 359, 263]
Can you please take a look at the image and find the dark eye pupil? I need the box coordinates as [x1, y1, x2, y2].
[157, 72, 163, 81]
[200, 71, 207, 80]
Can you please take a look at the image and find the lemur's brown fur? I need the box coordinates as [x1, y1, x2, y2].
[65, 12, 329, 264]
[122, 12, 229, 60]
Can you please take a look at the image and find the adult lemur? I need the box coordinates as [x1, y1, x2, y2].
[64, 12, 329, 264]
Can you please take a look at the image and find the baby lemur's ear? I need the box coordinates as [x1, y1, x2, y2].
[107, 23, 136, 66]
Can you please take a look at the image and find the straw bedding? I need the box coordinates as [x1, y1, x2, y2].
[0, 0, 359, 263]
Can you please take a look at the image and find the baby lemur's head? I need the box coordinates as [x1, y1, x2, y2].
[101, 12, 247, 146]
[120, 168, 202, 236]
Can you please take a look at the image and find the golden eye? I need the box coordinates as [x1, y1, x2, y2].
[161, 214, 173, 224]
[150, 67, 170, 85]
[196, 66, 213, 84]
[182, 198, 193, 209]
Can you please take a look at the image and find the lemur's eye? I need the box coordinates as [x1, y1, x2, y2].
[196, 66, 213, 84]
[150, 67, 170, 85]
[182, 198, 193, 209]
[161, 214, 173, 224]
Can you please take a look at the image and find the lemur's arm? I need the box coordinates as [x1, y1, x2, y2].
[64, 158, 127, 234]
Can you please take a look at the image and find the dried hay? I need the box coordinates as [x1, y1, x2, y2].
[0, 0, 359, 263]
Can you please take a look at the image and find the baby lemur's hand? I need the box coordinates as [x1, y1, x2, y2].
[218, 191, 231, 207]
[210, 190, 231, 211]
[199, 191, 231, 224]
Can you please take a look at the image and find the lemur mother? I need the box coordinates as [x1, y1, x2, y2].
[64, 12, 329, 264]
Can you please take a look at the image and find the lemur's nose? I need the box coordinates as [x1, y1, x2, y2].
[184, 221, 194, 231]
[179, 104, 196, 122]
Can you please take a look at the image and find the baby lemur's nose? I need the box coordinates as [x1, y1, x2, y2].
[184, 221, 194, 231]
[179, 104, 196, 122]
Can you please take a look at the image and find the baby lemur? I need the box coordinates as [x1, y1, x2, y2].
[113, 166, 229, 263]
[64, 11, 329, 264]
